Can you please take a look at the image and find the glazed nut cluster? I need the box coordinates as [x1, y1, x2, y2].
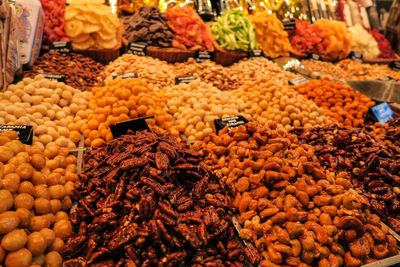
[0, 76, 91, 149]
[0, 131, 75, 267]
[194, 122, 399, 267]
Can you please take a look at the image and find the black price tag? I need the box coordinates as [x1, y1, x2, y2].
[49, 41, 71, 53]
[389, 61, 400, 72]
[112, 72, 138, 79]
[175, 76, 197, 84]
[368, 102, 394, 125]
[309, 53, 322, 61]
[40, 74, 66, 82]
[282, 19, 296, 31]
[289, 76, 310, 85]
[195, 50, 213, 63]
[378, 76, 396, 82]
[214, 115, 249, 134]
[348, 51, 363, 62]
[0, 125, 33, 145]
[127, 43, 147, 56]
[248, 49, 264, 58]
[110, 117, 152, 139]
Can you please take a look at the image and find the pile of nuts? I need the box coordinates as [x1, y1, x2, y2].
[293, 123, 400, 233]
[165, 80, 243, 141]
[82, 78, 180, 147]
[231, 78, 333, 130]
[336, 59, 400, 81]
[23, 52, 104, 91]
[300, 60, 351, 81]
[0, 130, 75, 267]
[62, 130, 260, 266]
[292, 79, 376, 127]
[101, 54, 174, 89]
[173, 58, 297, 91]
[195, 122, 399, 266]
[0, 76, 91, 149]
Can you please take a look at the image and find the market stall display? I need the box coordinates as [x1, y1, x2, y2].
[195, 122, 399, 266]
[292, 79, 376, 127]
[231, 78, 333, 130]
[0, 131, 76, 267]
[62, 130, 261, 266]
[0, 76, 90, 149]
[248, 11, 291, 58]
[39, 0, 69, 44]
[23, 52, 104, 91]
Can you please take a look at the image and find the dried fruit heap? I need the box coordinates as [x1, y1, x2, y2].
[62, 130, 260, 266]
[40, 0, 70, 43]
[195, 122, 399, 266]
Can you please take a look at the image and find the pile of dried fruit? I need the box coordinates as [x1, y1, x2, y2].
[231, 78, 333, 129]
[313, 20, 351, 61]
[288, 19, 326, 55]
[62, 130, 261, 266]
[195, 122, 399, 266]
[347, 24, 380, 60]
[0, 131, 76, 267]
[40, 0, 69, 43]
[82, 78, 180, 147]
[292, 79, 375, 127]
[248, 11, 291, 58]
[0, 76, 91, 149]
[23, 51, 104, 91]
[293, 121, 400, 234]
[211, 10, 257, 52]
[166, 6, 214, 51]
[64, 0, 120, 50]
[122, 5, 174, 48]
[101, 54, 174, 89]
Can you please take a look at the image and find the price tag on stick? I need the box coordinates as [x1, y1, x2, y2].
[110, 117, 152, 139]
[389, 61, 400, 72]
[368, 102, 394, 125]
[248, 49, 264, 58]
[112, 73, 138, 79]
[348, 51, 363, 62]
[175, 76, 197, 84]
[282, 19, 296, 31]
[195, 50, 213, 63]
[214, 115, 249, 134]
[0, 125, 33, 145]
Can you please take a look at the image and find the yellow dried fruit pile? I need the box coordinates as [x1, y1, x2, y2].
[65, 0, 120, 50]
[248, 11, 291, 58]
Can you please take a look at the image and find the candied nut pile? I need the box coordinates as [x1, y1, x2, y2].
[0, 131, 76, 267]
[23, 52, 104, 91]
[292, 79, 375, 127]
[101, 54, 174, 89]
[62, 130, 261, 266]
[300, 60, 351, 81]
[293, 123, 400, 233]
[336, 59, 400, 81]
[195, 122, 399, 266]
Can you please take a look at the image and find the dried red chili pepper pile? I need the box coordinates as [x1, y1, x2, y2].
[62, 130, 260, 266]
[292, 121, 400, 233]
[40, 0, 70, 43]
